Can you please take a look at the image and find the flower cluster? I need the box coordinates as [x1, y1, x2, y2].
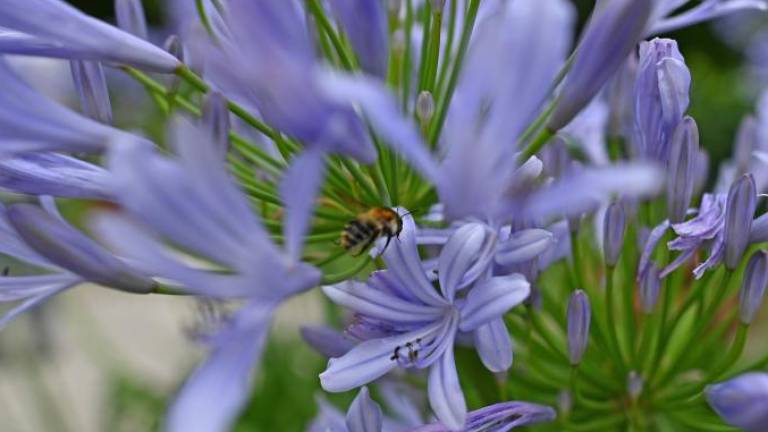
[0, 0, 767, 431]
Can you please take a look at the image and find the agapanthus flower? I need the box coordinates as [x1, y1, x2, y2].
[320, 217, 530, 430]
[0, 0, 179, 72]
[707, 372, 768, 431]
[92, 118, 322, 432]
[0, 198, 154, 329]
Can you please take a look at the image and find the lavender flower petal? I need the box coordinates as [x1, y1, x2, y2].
[326, 0, 388, 77]
[438, 223, 496, 300]
[413, 401, 557, 432]
[300, 325, 355, 358]
[651, 1, 768, 35]
[322, 283, 444, 323]
[459, 274, 530, 332]
[280, 148, 326, 260]
[427, 340, 466, 431]
[70, 60, 112, 124]
[495, 229, 554, 267]
[167, 302, 275, 432]
[115, 0, 149, 40]
[473, 318, 513, 373]
[0, 153, 112, 200]
[739, 250, 768, 324]
[345, 387, 383, 432]
[0, 0, 180, 72]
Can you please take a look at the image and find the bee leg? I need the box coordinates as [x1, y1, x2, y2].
[379, 234, 394, 256]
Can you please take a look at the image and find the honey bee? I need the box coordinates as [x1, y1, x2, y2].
[340, 207, 404, 256]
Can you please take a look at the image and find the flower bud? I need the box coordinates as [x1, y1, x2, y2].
[639, 263, 660, 313]
[202, 92, 231, 158]
[346, 387, 382, 432]
[707, 372, 768, 432]
[633, 38, 691, 163]
[724, 174, 757, 270]
[666, 116, 698, 223]
[69, 60, 112, 124]
[628, 371, 643, 400]
[739, 251, 768, 325]
[416, 91, 435, 124]
[547, 0, 652, 131]
[735, 115, 758, 174]
[567, 290, 591, 365]
[115, 0, 148, 40]
[694, 149, 709, 197]
[603, 202, 626, 267]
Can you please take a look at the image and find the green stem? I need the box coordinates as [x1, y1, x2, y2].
[422, 6, 443, 93]
[518, 127, 555, 162]
[305, 0, 357, 70]
[605, 266, 627, 370]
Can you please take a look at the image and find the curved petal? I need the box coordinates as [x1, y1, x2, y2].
[473, 318, 513, 373]
[439, 223, 495, 301]
[167, 302, 275, 432]
[0, 153, 113, 200]
[280, 148, 326, 261]
[495, 229, 554, 267]
[427, 345, 466, 431]
[346, 387, 383, 432]
[322, 283, 444, 323]
[460, 274, 530, 332]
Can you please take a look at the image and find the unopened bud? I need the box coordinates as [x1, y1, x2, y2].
[639, 263, 660, 313]
[346, 387, 383, 432]
[739, 250, 768, 325]
[115, 0, 148, 40]
[628, 371, 643, 400]
[69, 60, 112, 124]
[707, 372, 768, 431]
[666, 116, 698, 223]
[431, 0, 446, 12]
[724, 174, 757, 270]
[416, 91, 435, 124]
[603, 202, 626, 267]
[735, 115, 758, 174]
[567, 290, 591, 365]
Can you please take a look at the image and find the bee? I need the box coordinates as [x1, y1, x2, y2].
[340, 207, 403, 256]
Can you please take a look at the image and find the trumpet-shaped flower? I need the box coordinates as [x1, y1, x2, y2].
[320, 217, 530, 430]
[0, 0, 179, 72]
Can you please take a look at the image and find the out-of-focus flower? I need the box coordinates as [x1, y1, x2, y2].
[411, 401, 557, 432]
[547, 0, 652, 131]
[0, 0, 180, 72]
[603, 203, 626, 267]
[0, 153, 112, 200]
[707, 372, 768, 432]
[639, 263, 661, 313]
[633, 38, 691, 164]
[320, 218, 530, 430]
[92, 118, 322, 432]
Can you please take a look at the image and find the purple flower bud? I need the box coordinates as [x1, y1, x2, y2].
[707, 372, 768, 432]
[345, 387, 382, 432]
[627, 371, 643, 400]
[115, 0, 148, 40]
[202, 92, 230, 158]
[603, 202, 626, 267]
[724, 174, 757, 269]
[666, 116, 698, 223]
[735, 115, 758, 174]
[69, 60, 112, 124]
[739, 251, 768, 325]
[634, 38, 691, 163]
[639, 263, 660, 313]
[567, 290, 590, 365]
[417, 91, 435, 124]
[547, 0, 652, 131]
[694, 149, 709, 197]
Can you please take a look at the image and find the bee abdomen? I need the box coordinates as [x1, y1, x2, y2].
[340, 219, 381, 250]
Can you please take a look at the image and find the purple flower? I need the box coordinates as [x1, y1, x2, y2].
[0, 0, 179, 72]
[0, 57, 139, 155]
[666, 116, 699, 223]
[320, 217, 530, 430]
[633, 38, 691, 163]
[91, 118, 321, 432]
[650, 0, 768, 36]
[567, 290, 591, 365]
[639, 263, 661, 313]
[547, 0, 652, 131]
[723, 174, 757, 269]
[326, 0, 388, 78]
[739, 250, 768, 324]
[0, 199, 153, 330]
[707, 372, 768, 432]
[411, 401, 557, 432]
[437, 0, 574, 220]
